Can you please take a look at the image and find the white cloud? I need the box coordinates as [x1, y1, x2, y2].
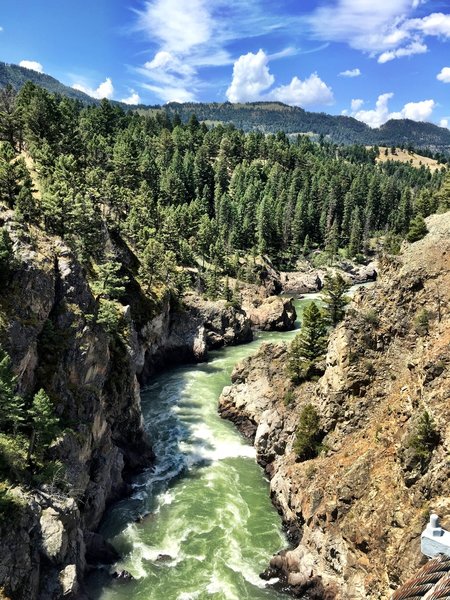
[354, 93, 394, 128]
[378, 40, 427, 63]
[133, 0, 303, 103]
[351, 98, 364, 111]
[72, 77, 114, 100]
[137, 0, 213, 55]
[351, 93, 435, 128]
[390, 99, 436, 121]
[440, 118, 449, 128]
[0, 27, 3, 33]
[308, 2, 450, 64]
[271, 73, 334, 106]
[339, 68, 361, 77]
[141, 83, 195, 103]
[225, 49, 333, 107]
[406, 12, 450, 37]
[226, 49, 274, 103]
[19, 60, 44, 73]
[121, 91, 141, 105]
[308, 0, 413, 53]
[437, 67, 450, 83]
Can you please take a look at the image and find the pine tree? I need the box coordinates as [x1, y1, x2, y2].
[92, 257, 126, 300]
[287, 302, 327, 383]
[0, 347, 25, 434]
[348, 206, 363, 258]
[322, 273, 349, 325]
[406, 215, 428, 242]
[27, 389, 59, 463]
[0, 228, 14, 284]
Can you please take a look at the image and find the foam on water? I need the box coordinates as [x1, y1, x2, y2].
[87, 295, 333, 600]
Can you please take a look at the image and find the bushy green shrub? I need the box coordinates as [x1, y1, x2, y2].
[406, 411, 440, 471]
[406, 215, 428, 243]
[294, 404, 322, 461]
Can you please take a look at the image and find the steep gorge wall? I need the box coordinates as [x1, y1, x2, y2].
[0, 215, 253, 599]
[219, 213, 450, 599]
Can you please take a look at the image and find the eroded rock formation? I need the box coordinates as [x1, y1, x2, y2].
[219, 212, 450, 599]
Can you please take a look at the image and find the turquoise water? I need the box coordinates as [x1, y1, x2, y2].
[87, 288, 366, 600]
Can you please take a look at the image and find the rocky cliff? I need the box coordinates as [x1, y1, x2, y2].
[219, 212, 450, 599]
[0, 211, 254, 600]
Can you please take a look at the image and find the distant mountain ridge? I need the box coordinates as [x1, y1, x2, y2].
[156, 101, 450, 152]
[0, 61, 98, 104]
[2, 61, 450, 152]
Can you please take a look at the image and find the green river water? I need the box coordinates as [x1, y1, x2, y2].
[86, 293, 332, 600]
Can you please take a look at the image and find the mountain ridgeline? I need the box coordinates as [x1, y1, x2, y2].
[153, 101, 450, 153]
[0, 62, 98, 105]
[2, 62, 450, 152]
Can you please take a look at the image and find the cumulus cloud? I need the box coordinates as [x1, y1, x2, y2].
[134, 0, 302, 103]
[226, 49, 333, 107]
[226, 50, 274, 103]
[271, 73, 334, 106]
[353, 93, 394, 128]
[121, 91, 141, 105]
[378, 40, 427, 63]
[390, 99, 436, 121]
[406, 12, 450, 37]
[339, 68, 361, 77]
[73, 78, 114, 100]
[440, 118, 449, 128]
[19, 60, 44, 73]
[437, 67, 450, 83]
[350, 93, 435, 128]
[351, 98, 364, 111]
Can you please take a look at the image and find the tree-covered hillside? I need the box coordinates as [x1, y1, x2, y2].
[0, 61, 98, 105]
[0, 81, 448, 289]
[149, 102, 450, 153]
[2, 63, 450, 152]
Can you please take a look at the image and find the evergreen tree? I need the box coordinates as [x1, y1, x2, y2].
[27, 389, 59, 463]
[287, 302, 327, 383]
[0, 347, 24, 434]
[348, 206, 363, 258]
[0, 228, 14, 284]
[92, 258, 126, 300]
[406, 215, 428, 242]
[322, 273, 349, 325]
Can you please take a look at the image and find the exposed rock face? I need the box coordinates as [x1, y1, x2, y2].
[280, 261, 377, 295]
[136, 294, 252, 381]
[243, 296, 297, 332]
[0, 215, 254, 599]
[219, 213, 450, 599]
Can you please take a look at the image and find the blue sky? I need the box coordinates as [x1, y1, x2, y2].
[1, 0, 450, 128]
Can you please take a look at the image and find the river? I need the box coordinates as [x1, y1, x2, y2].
[87, 287, 366, 600]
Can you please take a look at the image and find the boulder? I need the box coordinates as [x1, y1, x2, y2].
[245, 296, 297, 331]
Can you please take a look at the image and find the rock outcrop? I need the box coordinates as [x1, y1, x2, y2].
[280, 261, 377, 295]
[0, 212, 254, 599]
[219, 213, 450, 599]
[243, 296, 297, 332]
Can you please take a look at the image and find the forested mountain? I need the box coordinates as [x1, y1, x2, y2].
[1, 82, 448, 275]
[2, 62, 450, 152]
[0, 61, 98, 104]
[149, 102, 450, 152]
